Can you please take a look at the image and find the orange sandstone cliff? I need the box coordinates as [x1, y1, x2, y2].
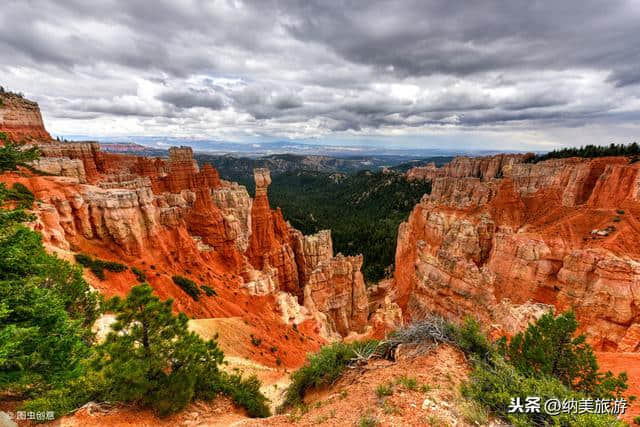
[0, 91, 51, 142]
[396, 156, 640, 351]
[1, 95, 375, 365]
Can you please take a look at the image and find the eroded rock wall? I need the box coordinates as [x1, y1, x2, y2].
[304, 254, 368, 336]
[244, 168, 369, 336]
[394, 156, 640, 350]
[406, 153, 533, 182]
[0, 93, 51, 142]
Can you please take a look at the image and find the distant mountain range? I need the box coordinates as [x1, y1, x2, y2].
[98, 141, 453, 184]
[73, 135, 526, 158]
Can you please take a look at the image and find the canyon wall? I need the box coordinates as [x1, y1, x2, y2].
[395, 155, 640, 351]
[244, 168, 368, 337]
[5, 123, 369, 340]
[0, 92, 51, 142]
[406, 153, 533, 182]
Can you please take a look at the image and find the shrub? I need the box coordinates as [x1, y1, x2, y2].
[634, 415, 640, 425]
[449, 316, 495, 361]
[462, 356, 625, 426]
[93, 284, 225, 417]
[74, 253, 126, 280]
[280, 340, 378, 409]
[99, 260, 127, 273]
[90, 263, 106, 280]
[460, 401, 489, 426]
[395, 375, 418, 391]
[172, 275, 201, 301]
[131, 266, 147, 283]
[500, 311, 627, 397]
[201, 285, 217, 296]
[0, 142, 40, 172]
[454, 311, 628, 426]
[374, 316, 454, 360]
[74, 253, 93, 267]
[0, 183, 35, 209]
[212, 372, 270, 418]
[358, 412, 379, 427]
[375, 383, 393, 397]
[250, 334, 262, 347]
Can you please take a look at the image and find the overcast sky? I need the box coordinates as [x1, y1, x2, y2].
[2, 0, 639, 151]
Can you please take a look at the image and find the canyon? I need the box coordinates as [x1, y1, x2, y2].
[1, 92, 375, 356]
[2, 94, 639, 354]
[2, 93, 640, 424]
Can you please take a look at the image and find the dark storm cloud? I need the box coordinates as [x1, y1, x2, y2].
[282, 0, 640, 81]
[159, 89, 226, 110]
[1, 0, 639, 146]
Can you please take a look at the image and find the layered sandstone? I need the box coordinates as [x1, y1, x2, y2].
[242, 168, 370, 337]
[1, 91, 373, 342]
[304, 254, 369, 336]
[38, 142, 102, 182]
[292, 229, 333, 286]
[393, 156, 640, 351]
[29, 157, 87, 182]
[0, 92, 51, 142]
[211, 182, 253, 252]
[406, 153, 533, 182]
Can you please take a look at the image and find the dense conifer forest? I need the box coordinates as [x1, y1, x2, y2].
[528, 142, 640, 163]
[268, 170, 432, 283]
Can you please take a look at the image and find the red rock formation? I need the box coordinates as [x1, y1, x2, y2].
[304, 254, 369, 336]
[393, 156, 640, 351]
[292, 229, 333, 287]
[0, 94, 336, 369]
[29, 157, 87, 182]
[1, 91, 373, 345]
[246, 168, 300, 295]
[186, 187, 243, 269]
[211, 182, 252, 252]
[38, 142, 102, 183]
[406, 153, 533, 182]
[0, 92, 51, 142]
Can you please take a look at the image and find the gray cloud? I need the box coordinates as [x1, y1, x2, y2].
[159, 89, 226, 110]
[1, 0, 639, 149]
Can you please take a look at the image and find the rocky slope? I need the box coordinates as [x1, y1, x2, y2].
[1, 94, 378, 350]
[0, 98, 396, 381]
[0, 91, 51, 142]
[396, 155, 640, 352]
[54, 344, 476, 427]
[12, 144, 373, 340]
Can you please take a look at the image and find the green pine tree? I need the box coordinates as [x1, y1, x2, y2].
[0, 140, 40, 172]
[93, 284, 224, 416]
[501, 311, 627, 398]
